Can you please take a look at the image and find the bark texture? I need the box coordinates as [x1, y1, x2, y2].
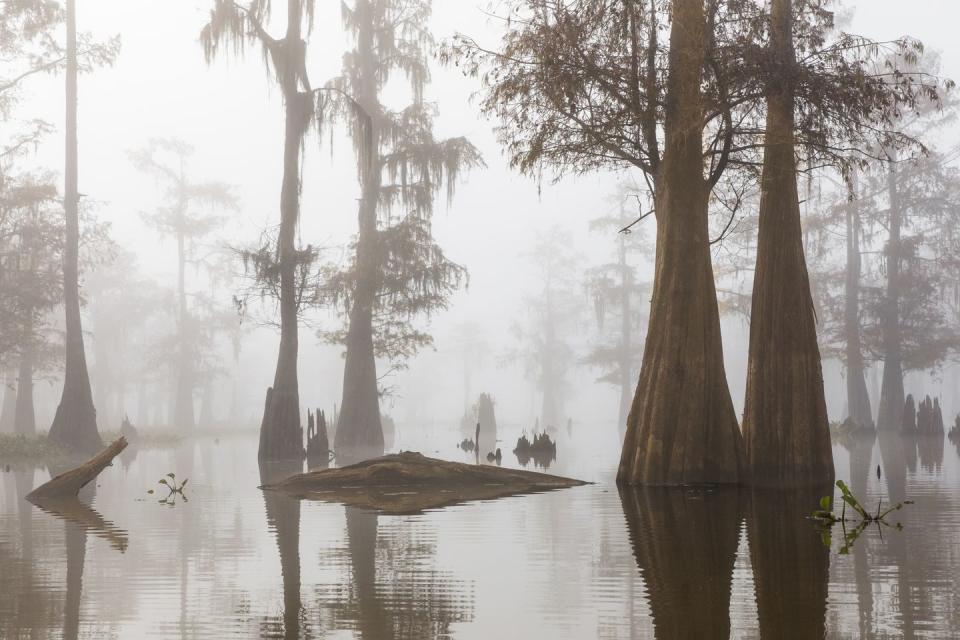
[742, 0, 833, 486]
[257, 0, 310, 462]
[48, 0, 101, 455]
[845, 172, 873, 428]
[618, 0, 743, 485]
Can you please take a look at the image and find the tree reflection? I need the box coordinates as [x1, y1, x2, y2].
[747, 486, 831, 640]
[335, 505, 474, 639]
[259, 461, 305, 640]
[618, 486, 741, 639]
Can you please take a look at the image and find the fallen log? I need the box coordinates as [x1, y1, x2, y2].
[26, 438, 127, 500]
[262, 450, 589, 514]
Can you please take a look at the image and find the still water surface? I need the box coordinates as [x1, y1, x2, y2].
[1, 426, 958, 639]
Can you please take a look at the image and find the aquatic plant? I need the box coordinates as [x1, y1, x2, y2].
[148, 472, 189, 506]
[812, 480, 912, 553]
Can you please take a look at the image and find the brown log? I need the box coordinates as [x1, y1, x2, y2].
[26, 437, 127, 500]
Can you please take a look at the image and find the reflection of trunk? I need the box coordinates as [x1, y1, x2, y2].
[877, 160, 904, 431]
[260, 462, 302, 639]
[619, 0, 743, 484]
[345, 506, 392, 640]
[742, 0, 832, 486]
[14, 346, 35, 436]
[876, 432, 914, 636]
[336, 10, 383, 456]
[845, 172, 873, 428]
[748, 487, 830, 639]
[49, 0, 101, 454]
[258, 2, 308, 462]
[618, 486, 740, 638]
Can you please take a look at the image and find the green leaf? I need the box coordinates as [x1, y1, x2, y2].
[158, 479, 169, 485]
[819, 496, 831, 511]
[147, 489, 154, 495]
[166, 472, 176, 479]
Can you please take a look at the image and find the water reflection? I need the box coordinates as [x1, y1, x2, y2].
[747, 487, 830, 640]
[618, 486, 741, 639]
[0, 432, 959, 638]
[259, 461, 305, 639]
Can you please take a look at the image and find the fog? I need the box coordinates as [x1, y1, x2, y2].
[5, 0, 960, 437]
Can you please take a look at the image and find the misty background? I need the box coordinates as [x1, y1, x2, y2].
[9, 0, 960, 439]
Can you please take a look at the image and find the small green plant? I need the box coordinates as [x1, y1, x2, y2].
[812, 480, 912, 553]
[147, 472, 189, 506]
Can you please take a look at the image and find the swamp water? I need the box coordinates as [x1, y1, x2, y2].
[1, 426, 958, 639]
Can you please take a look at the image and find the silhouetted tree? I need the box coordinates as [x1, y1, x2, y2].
[320, 0, 482, 455]
[507, 227, 581, 430]
[49, 0, 118, 454]
[201, 0, 321, 460]
[130, 138, 237, 430]
[584, 187, 651, 432]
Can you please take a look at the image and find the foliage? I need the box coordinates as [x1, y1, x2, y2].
[148, 471, 189, 506]
[0, 433, 70, 466]
[317, 0, 483, 367]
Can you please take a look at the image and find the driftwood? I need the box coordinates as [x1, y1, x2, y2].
[26, 438, 127, 500]
[262, 451, 588, 514]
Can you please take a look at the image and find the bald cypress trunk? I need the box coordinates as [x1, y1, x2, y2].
[335, 2, 384, 455]
[173, 222, 195, 430]
[0, 372, 15, 433]
[845, 172, 873, 428]
[742, 0, 833, 486]
[258, 0, 308, 461]
[877, 160, 904, 431]
[49, 0, 102, 454]
[335, 187, 383, 455]
[14, 345, 35, 437]
[618, 0, 743, 485]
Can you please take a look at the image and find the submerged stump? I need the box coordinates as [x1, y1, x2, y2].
[261, 451, 588, 514]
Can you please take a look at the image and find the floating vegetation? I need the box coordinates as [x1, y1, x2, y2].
[148, 472, 189, 506]
[812, 480, 912, 554]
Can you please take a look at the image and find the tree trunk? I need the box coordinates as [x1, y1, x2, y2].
[618, 0, 743, 485]
[335, 8, 384, 457]
[14, 347, 35, 437]
[877, 159, 904, 431]
[742, 0, 833, 486]
[0, 371, 16, 433]
[48, 0, 101, 454]
[258, 0, 308, 462]
[173, 227, 195, 430]
[26, 438, 128, 499]
[845, 171, 873, 428]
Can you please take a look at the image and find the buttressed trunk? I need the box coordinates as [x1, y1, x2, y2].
[742, 0, 833, 486]
[845, 172, 872, 428]
[49, 0, 102, 455]
[335, 17, 384, 456]
[618, 0, 743, 485]
[258, 4, 308, 462]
